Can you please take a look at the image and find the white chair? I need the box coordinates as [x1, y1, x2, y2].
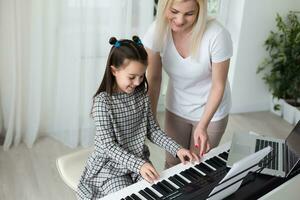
[56, 147, 93, 191]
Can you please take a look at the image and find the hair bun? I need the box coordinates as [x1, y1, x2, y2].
[132, 35, 140, 43]
[132, 35, 142, 46]
[109, 37, 117, 45]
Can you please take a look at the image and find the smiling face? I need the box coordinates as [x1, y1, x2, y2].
[111, 59, 146, 94]
[165, 0, 199, 34]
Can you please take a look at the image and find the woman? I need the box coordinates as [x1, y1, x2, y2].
[143, 0, 233, 168]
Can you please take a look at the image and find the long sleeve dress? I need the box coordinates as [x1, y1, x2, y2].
[77, 88, 181, 199]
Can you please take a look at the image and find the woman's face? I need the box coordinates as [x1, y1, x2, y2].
[166, 0, 199, 33]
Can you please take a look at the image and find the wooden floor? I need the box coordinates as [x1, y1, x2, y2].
[0, 111, 294, 200]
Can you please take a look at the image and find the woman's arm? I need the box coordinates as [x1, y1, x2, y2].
[146, 48, 162, 117]
[194, 59, 230, 156]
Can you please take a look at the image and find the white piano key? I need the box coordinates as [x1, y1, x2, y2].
[177, 173, 192, 183]
[192, 166, 207, 176]
[203, 161, 217, 171]
[165, 178, 180, 189]
[135, 192, 147, 200]
[217, 155, 227, 163]
[147, 186, 163, 198]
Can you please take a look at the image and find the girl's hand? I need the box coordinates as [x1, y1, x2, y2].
[194, 125, 211, 157]
[177, 148, 199, 164]
[140, 162, 160, 183]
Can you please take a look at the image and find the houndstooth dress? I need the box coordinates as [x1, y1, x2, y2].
[76, 88, 181, 199]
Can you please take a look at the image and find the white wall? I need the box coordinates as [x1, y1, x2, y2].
[227, 0, 300, 113]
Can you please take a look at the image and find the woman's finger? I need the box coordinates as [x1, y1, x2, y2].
[200, 138, 207, 156]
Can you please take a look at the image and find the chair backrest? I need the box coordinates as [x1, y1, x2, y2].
[56, 147, 93, 191]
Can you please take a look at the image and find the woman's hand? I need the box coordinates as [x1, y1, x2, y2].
[140, 162, 160, 183]
[194, 125, 211, 157]
[177, 148, 199, 164]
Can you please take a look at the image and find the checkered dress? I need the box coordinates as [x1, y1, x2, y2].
[77, 88, 181, 199]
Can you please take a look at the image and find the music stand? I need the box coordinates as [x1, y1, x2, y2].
[207, 146, 272, 200]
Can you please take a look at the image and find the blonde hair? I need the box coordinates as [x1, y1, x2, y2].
[155, 0, 208, 58]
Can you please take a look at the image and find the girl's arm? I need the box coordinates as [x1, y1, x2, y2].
[145, 96, 181, 156]
[193, 59, 230, 156]
[92, 97, 146, 174]
[145, 48, 162, 117]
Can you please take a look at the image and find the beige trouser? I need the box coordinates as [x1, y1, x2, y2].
[164, 109, 229, 169]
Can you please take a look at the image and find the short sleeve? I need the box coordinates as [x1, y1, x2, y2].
[210, 27, 233, 63]
[142, 20, 160, 52]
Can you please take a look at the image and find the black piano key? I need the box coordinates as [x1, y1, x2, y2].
[125, 196, 134, 200]
[185, 169, 201, 180]
[180, 171, 196, 182]
[189, 167, 204, 178]
[218, 151, 229, 160]
[158, 182, 173, 193]
[212, 156, 226, 166]
[195, 162, 214, 174]
[130, 193, 142, 200]
[209, 157, 224, 168]
[205, 159, 219, 169]
[152, 184, 168, 196]
[174, 174, 189, 185]
[168, 176, 184, 187]
[139, 190, 154, 200]
[144, 187, 160, 199]
[162, 180, 176, 191]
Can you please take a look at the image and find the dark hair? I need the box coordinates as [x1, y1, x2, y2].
[93, 36, 148, 97]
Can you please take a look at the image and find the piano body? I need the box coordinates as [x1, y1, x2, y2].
[99, 142, 300, 200]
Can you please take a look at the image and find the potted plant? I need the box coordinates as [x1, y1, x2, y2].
[257, 11, 300, 124]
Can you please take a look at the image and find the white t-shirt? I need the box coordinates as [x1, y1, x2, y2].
[143, 20, 233, 121]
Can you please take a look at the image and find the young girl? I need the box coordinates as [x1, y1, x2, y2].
[76, 36, 198, 199]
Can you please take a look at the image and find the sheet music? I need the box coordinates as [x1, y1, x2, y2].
[208, 146, 272, 200]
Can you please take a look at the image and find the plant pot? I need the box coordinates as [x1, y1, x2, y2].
[282, 100, 296, 124]
[270, 97, 283, 116]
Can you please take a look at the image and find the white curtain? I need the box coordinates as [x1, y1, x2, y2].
[0, 0, 154, 150]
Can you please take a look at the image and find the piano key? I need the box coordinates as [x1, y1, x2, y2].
[125, 196, 134, 200]
[203, 161, 216, 170]
[162, 179, 177, 191]
[214, 156, 227, 166]
[130, 194, 142, 200]
[185, 169, 201, 180]
[152, 184, 169, 196]
[174, 174, 190, 185]
[158, 182, 173, 193]
[210, 157, 225, 169]
[180, 171, 196, 183]
[195, 162, 214, 175]
[218, 151, 229, 160]
[168, 176, 184, 187]
[144, 187, 160, 199]
[165, 178, 180, 189]
[205, 159, 220, 169]
[189, 167, 204, 178]
[211, 156, 226, 166]
[139, 190, 154, 200]
[206, 158, 223, 168]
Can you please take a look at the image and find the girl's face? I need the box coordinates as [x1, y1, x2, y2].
[111, 59, 146, 94]
[166, 0, 199, 33]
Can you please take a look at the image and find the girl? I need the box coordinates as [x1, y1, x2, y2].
[76, 36, 198, 199]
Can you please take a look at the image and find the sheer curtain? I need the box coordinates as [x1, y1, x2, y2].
[0, 0, 154, 150]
